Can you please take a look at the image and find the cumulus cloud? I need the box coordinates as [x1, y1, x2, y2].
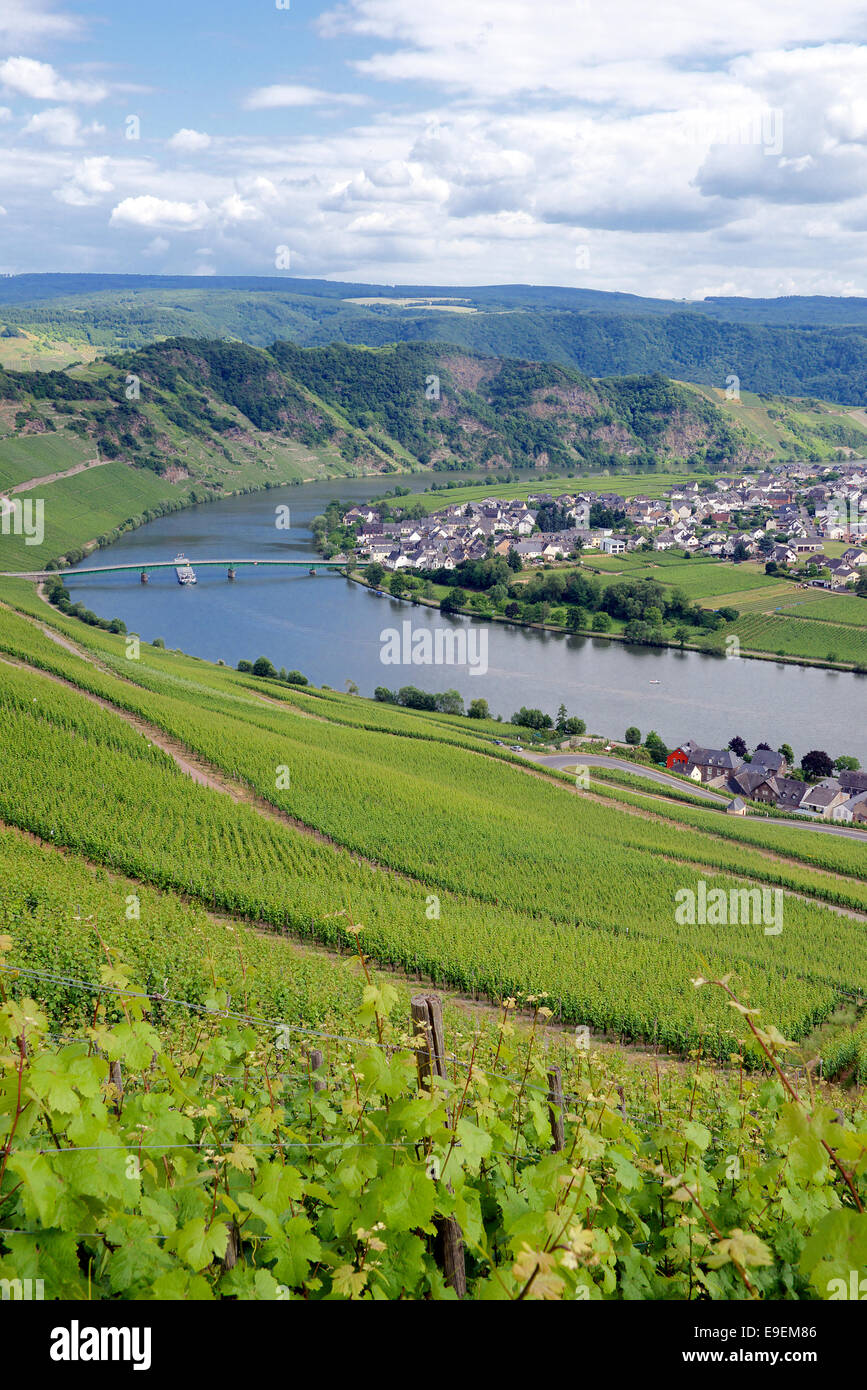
[167, 127, 211, 152]
[0, 56, 106, 103]
[54, 154, 113, 204]
[243, 84, 366, 109]
[110, 195, 209, 229]
[22, 106, 103, 146]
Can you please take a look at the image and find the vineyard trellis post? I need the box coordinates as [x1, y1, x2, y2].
[308, 1047, 327, 1093]
[108, 1059, 123, 1116]
[410, 992, 467, 1298]
[546, 1065, 565, 1152]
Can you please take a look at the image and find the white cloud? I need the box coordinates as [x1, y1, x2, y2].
[167, 127, 211, 152]
[0, 1, 79, 43]
[0, 56, 107, 103]
[109, 195, 209, 229]
[218, 193, 261, 222]
[243, 84, 366, 109]
[22, 106, 103, 146]
[54, 154, 113, 203]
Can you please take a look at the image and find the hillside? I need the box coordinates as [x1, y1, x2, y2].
[9, 275, 867, 405]
[0, 337, 773, 571]
[4, 336, 867, 574]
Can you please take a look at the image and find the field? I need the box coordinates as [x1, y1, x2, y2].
[0, 431, 95, 490]
[0, 460, 200, 572]
[414, 472, 696, 513]
[0, 585, 865, 1072]
[729, 612, 867, 666]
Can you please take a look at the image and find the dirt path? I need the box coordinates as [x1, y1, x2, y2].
[7, 457, 108, 494]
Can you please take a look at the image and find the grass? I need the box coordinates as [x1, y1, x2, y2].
[0, 431, 95, 490]
[0, 460, 199, 572]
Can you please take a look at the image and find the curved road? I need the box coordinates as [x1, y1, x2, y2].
[523, 751, 867, 841]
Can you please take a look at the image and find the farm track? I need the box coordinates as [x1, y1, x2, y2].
[6, 456, 109, 494]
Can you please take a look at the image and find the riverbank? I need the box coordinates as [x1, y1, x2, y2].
[346, 568, 867, 678]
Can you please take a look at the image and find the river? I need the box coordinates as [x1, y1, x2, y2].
[64, 473, 867, 762]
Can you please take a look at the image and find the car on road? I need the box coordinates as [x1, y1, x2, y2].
[510, 745, 523, 752]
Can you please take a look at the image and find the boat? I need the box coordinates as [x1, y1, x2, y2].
[649, 679, 661, 684]
[173, 553, 197, 585]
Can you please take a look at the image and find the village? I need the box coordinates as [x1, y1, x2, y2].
[342, 458, 867, 585]
[665, 739, 867, 823]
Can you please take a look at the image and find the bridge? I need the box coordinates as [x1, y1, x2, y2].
[1, 558, 349, 580]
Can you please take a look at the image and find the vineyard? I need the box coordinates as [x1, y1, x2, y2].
[0, 594, 865, 1072]
[1, 583, 867, 1303]
[2, 931, 867, 1301]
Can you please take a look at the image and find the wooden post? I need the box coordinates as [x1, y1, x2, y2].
[108, 1059, 123, 1116]
[410, 993, 467, 1299]
[546, 1065, 565, 1152]
[308, 1048, 326, 1093]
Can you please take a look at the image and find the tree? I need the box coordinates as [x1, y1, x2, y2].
[374, 686, 396, 703]
[436, 689, 465, 716]
[756, 742, 772, 751]
[389, 572, 408, 598]
[555, 703, 568, 733]
[506, 548, 522, 572]
[778, 743, 794, 765]
[285, 670, 308, 685]
[834, 754, 861, 771]
[513, 707, 553, 730]
[673, 627, 690, 649]
[728, 736, 748, 759]
[252, 656, 277, 678]
[732, 539, 751, 563]
[801, 749, 835, 781]
[467, 697, 490, 720]
[345, 679, 358, 695]
[440, 588, 466, 614]
[625, 726, 641, 745]
[644, 730, 668, 762]
[364, 562, 385, 586]
[237, 659, 253, 673]
[563, 717, 586, 736]
[592, 611, 611, 633]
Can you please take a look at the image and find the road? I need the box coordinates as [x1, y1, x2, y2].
[522, 751, 867, 840]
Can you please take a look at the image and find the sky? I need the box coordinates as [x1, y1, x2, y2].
[2, 0, 867, 298]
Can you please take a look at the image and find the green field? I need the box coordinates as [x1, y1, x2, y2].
[0, 431, 96, 489]
[1, 587, 866, 1070]
[729, 611, 867, 665]
[414, 472, 695, 514]
[0, 460, 199, 571]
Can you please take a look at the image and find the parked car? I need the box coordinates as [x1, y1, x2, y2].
[510, 745, 523, 752]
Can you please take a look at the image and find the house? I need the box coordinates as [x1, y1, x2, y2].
[798, 783, 848, 818]
[666, 740, 700, 771]
[726, 796, 747, 816]
[688, 748, 742, 783]
[729, 770, 779, 804]
[772, 777, 811, 810]
[751, 748, 787, 776]
[601, 536, 626, 555]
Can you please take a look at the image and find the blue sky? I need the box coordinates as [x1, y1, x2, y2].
[3, 0, 867, 296]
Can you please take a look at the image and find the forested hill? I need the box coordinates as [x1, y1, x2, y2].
[0, 337, 769, 481]
[9, 276, 867, 403]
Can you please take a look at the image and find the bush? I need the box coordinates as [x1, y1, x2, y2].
[625, 727, 641, 745]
